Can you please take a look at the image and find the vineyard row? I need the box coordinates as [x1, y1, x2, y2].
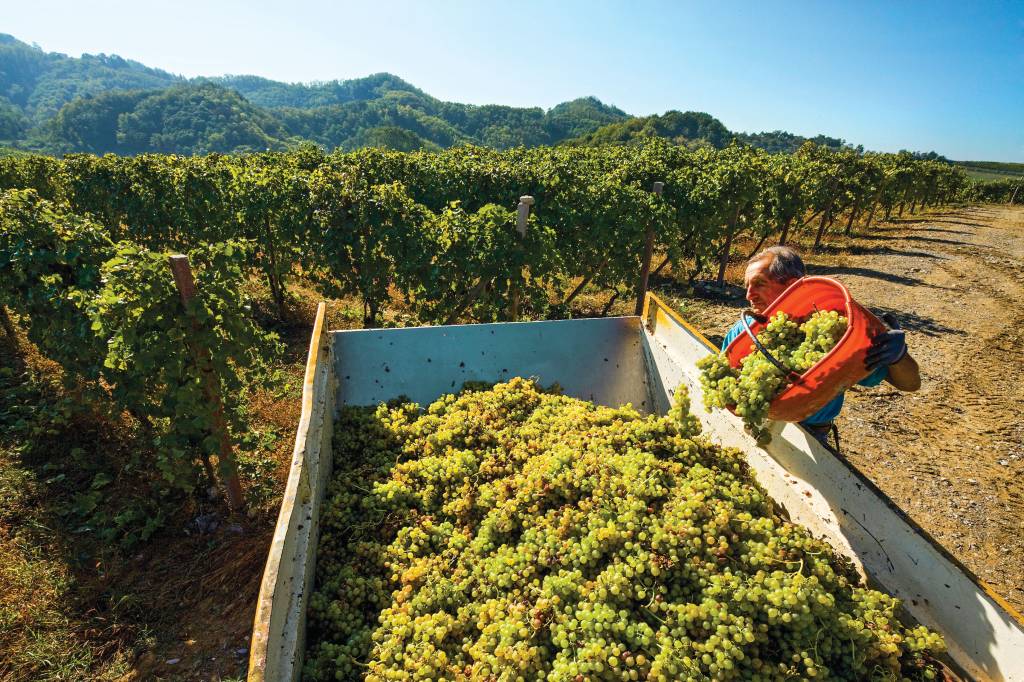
[1, 141, 1000, 326]
[0, 141, 1008, 511]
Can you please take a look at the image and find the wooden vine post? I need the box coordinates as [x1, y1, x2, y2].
[444, 279, 490, 326]
[510, 195, 534, 320]
[168, 255, 245, 512]
[0, 303, 18, 353]
[562, 257, 609, 308]
[1010, 184, 1021, 206]
[634, 181, 664, 315]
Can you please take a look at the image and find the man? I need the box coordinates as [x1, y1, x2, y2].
[721, 246, 920, 446]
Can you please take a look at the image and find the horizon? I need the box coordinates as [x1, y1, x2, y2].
[4, 1, 1023, 161]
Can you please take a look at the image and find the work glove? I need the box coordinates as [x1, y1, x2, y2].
[865, 313, 908, 371]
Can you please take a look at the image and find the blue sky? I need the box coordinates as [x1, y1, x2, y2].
[5, 1, 1023, 160]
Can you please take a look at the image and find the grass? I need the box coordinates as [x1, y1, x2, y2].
[961, 167, 1024, 182]
[954, 160, 1024, 176]
[0, 531, 130, 680]
[0, 308, 305, 680]
[0, 511, 139, 681]
[0, 361, 141, 681]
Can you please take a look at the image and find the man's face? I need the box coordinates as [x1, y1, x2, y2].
[744, 257, 793, 314]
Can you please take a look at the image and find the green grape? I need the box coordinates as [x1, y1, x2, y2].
[303, 377, 942, 682]
[791, 310, 849, 372]
[698, 311, 849, 444]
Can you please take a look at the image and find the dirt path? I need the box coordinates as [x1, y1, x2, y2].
[829, 205, 1024, 613]
[668, 205, 1024, 613]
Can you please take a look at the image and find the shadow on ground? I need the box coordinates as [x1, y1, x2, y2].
[868, 305, 966, 338]
[809, 264, 956, 291]
[914, 227, 972, 236]
[903, 235, 980, 248]
[809, 239, 945, 261]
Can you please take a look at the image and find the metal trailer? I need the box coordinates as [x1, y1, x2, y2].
[248, 294, 1024, 681]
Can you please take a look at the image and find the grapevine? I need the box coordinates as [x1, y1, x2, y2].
[0, 189, 280, 504]
[0, 144, 971, 327]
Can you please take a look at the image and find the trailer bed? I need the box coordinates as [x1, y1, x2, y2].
[249, 294, 1024, 681]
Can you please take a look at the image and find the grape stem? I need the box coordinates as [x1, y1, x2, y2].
[644, 607, 666, 624]
[738, 311, 803, 384]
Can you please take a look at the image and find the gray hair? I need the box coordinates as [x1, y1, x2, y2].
[748, 246, 806, 283]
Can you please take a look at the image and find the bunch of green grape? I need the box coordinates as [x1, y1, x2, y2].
[303, 377, 943, 681]
[790, 310, 849, 372]
[697, 310, 848, 442]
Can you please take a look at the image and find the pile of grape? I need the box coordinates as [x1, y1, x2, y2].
[697, 310, 849, 443]
[303, 377, 943, 681]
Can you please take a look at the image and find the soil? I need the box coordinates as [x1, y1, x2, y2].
[666, 204, 1024, 614]
[832, 206, 1024, 614]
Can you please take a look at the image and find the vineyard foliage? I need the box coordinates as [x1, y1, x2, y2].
[0, 189, 279, 509]
[969, 177, 1021, 204]
[0, 141, 979, 326]
[0, 141, 1003, 511]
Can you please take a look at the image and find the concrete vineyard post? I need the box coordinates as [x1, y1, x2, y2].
[635, 181, 664, 315]
[168, 254, 246, 512]
[516, 195, 533, 237]
[510, 196, 534, 320]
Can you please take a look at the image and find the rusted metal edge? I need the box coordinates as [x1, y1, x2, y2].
[644, 291, 718, 349]
[248, 302, 327, 681]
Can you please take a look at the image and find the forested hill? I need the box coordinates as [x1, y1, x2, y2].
[565, 111, 850, 152]
[3, 33, 853, 155]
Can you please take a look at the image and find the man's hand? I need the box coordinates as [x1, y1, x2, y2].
[866, 313, 908, 371]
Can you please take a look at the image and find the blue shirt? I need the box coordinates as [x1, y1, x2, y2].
[721, 320, 888, 426]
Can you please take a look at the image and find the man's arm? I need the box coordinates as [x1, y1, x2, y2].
[866, 313, 921, 392]
[884, 353, 920, 392]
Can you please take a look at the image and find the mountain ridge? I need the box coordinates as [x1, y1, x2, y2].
[1, 33, 859, 156]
